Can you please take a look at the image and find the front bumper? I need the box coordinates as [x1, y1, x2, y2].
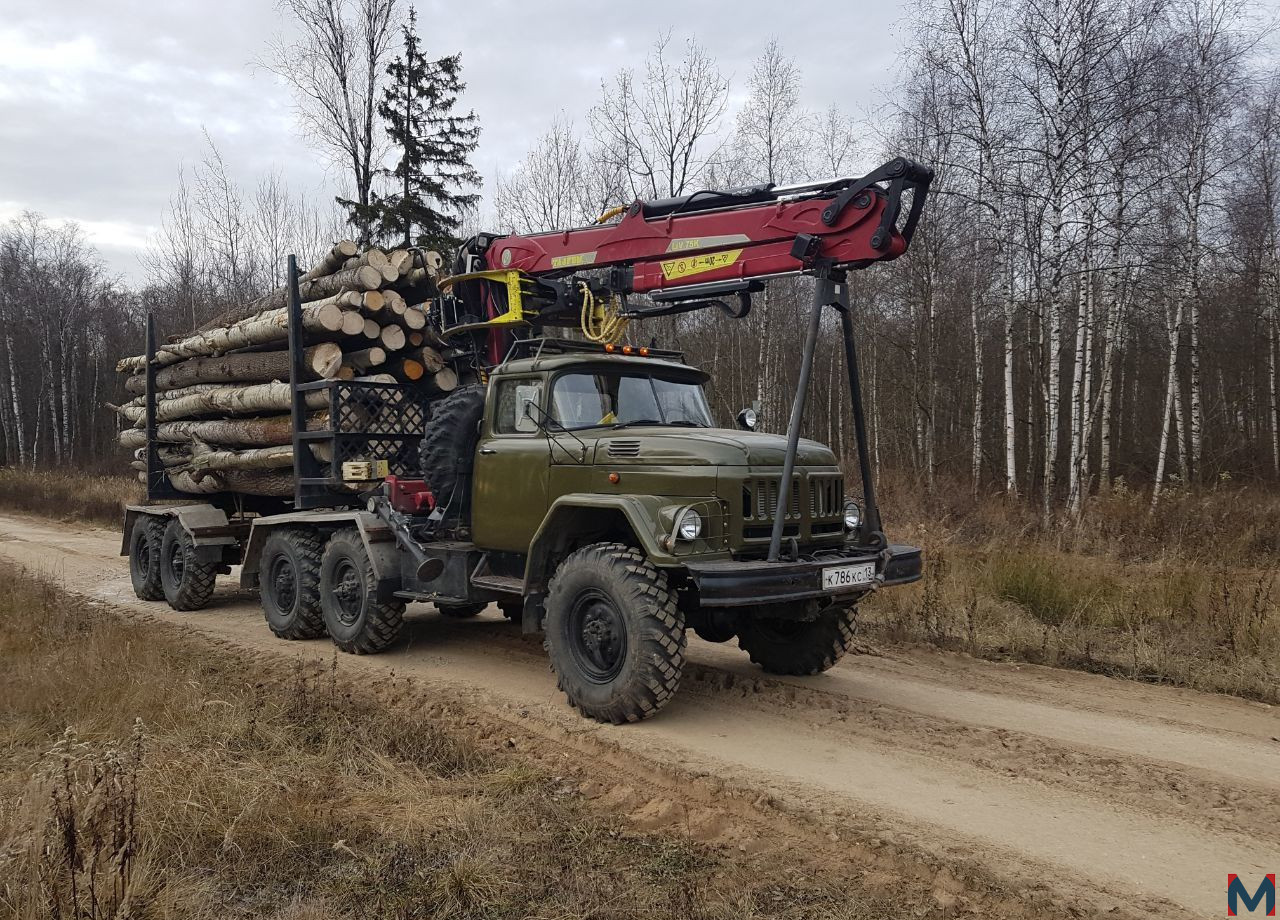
[684, 543, 922, 607]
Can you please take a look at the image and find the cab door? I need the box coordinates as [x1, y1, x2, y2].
[470, 377, 551, 552]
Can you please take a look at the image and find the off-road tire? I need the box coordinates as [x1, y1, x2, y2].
[737, 604, 858, 675]
[128, 516, 165, 601]
[418, 384, 485, 522]
[436, 601, 487, 618]
[544, 543, 686, 724]
[319, 529, 405, 654]
[260, 529, 327, 639]
[159, 518, 217, 611]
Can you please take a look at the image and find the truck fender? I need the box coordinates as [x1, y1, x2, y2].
[121, 503, 234, 565]
[239, 510, 401, 601]
[523, 494, 669, 598]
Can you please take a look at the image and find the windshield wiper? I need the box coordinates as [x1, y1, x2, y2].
[610, 418, 706, 429]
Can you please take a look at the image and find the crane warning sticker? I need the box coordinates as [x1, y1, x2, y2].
[660, 248, 742, 281]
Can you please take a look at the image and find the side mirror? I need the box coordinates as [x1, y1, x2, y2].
[736, 408, 758, 431]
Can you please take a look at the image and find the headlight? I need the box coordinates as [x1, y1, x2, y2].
[676, 508, 703, 541]
[842, 499, 862, 532]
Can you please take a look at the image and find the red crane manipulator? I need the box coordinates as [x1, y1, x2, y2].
[437, 157, 933, 364]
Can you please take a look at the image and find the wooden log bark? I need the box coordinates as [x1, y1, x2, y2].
[416, 346, 445, 373]
[116, 381, 329, 424]
[341, 248, 389, 272]
[123, 343, 343, 395]
[300, 240, 359, 283]
[117, 412, 328, 450]
[117, 302, 352, 373]
[188, 444, 295, 472]
[344, 346, 386, 372]
[304, 265, 383, 302]
[388, 249, 411, 273]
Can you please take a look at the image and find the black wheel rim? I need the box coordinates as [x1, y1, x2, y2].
[137, 536, 153, 578]
[567, 588, 627, 683]
[268, 555, 297, 612]
[168, 540, 185, 581]
[332, 559, 364, 627]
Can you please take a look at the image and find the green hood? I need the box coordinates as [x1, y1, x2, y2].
[589, 428, 837, 466]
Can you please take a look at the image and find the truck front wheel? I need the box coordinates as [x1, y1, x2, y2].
[260, 529, 327, 640]
[319, 529, 405, 654]
[159, 518, 217, 611]
[544, 543, 686, 724]
[128, 516, 165, 601]
[737, 603, 858, 675]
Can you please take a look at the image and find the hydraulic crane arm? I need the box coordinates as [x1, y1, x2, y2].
[487, 157, 931, 293]
[440, 157, 932, 348]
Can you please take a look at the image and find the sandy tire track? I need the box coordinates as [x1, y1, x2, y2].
[2, 511, 1277, 919]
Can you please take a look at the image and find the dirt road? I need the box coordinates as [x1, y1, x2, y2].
[3, 510, 1277, 918]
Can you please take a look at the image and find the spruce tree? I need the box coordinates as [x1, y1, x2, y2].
[374, 9, 481, 250]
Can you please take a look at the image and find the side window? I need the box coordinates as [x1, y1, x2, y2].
[494, 379, 543, 435]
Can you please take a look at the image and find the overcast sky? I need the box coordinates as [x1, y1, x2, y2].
[0, 1, 916, 282]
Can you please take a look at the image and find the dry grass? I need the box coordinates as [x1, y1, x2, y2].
[0, 564, 902, 920]
[866, 474, 1280, 702]
[0, 467, 138, 528]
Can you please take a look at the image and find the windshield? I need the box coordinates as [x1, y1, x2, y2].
[551, 372, 714, 430]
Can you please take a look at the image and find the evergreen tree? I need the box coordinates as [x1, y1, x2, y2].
[372, 9, 481, 250]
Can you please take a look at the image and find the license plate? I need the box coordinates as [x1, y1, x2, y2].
[822, 562, 876, 591]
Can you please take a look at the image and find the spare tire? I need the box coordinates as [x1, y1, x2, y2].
[418, 384, 485, 523]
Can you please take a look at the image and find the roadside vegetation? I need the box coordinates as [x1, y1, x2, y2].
[0, 467, 139, 529]
[0, 562, 900, 919]
[869, 475, 1280, 702]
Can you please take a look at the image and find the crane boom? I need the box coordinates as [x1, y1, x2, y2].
[438, 157, 932, 361]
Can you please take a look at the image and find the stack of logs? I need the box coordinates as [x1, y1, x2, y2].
[112, 241, 457, 496]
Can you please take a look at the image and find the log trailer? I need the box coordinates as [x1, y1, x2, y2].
[122, 157, 933, 723]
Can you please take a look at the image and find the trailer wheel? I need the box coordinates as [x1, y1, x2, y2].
[544, 543, 686, 724]
[319, 529, 404, 654]
[436, 601, 486, 618]
[418, 384, 485, 522]
[128, 516, 165, 601]
[737, 603, 858, 675]
[159, 518, 217, 611]
[260, 529, 327, 640]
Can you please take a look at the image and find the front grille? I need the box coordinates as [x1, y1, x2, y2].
[809, 473, 843, 519]
[737, 472, 844, 544]
[743, 476, 801, 522]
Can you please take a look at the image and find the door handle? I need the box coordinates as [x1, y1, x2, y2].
[478, 447, 497, 455]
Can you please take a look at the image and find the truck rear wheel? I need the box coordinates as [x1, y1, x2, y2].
[260, 529, 327, 640]
[320, 529, 405, 654]
[159, 518, 217, 611]
[544, 543, 686, 724]
[129, 516, 165, 601]
[737, 604, 858, 675]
